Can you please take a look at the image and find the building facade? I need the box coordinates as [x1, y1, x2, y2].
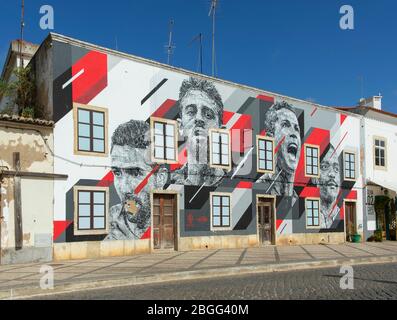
[0, 115, 64, 264]
[3, 33, 367, 261]
[341, 101, 397, 242]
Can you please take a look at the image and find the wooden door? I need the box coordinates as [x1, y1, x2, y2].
[345, 202, 357, 241]
[153, 194, 177, 250]
[258, 202, 273, 245]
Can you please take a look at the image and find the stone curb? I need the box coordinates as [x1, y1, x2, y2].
[2, 255, 397, 300]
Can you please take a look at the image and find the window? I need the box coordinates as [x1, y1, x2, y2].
[257, 136, 274, 173]
[306, 198, 320, 228]
[74, 103, 108, 156]
[305, 145, 319, 177]
[211, 193, 231, 229]
[374, 138, 387, 169]
[73, 187, 109, 235]
[210, 129, 231, 170]
[151, 118, 178, 163]
[344, 151, 356, 180]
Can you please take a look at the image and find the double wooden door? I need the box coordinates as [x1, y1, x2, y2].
[153, 194, 177, 250]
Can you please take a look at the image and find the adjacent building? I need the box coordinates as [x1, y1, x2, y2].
[339, 97, 397, 242]
[0, 114, 67, 264]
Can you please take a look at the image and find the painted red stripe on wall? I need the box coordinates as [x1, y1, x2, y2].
[97, 171, 114, 187]
[152, 99, 177, 118]
[257, 95, 275, 103]
[223, 111, 235, 125]
[299, 187, 321, 198]
[346, 190, 358, 200]
[141, 227, 151, 240]
[53, 220, 72, 241]
[72, 51, 108, 104]
[236, 181, 253, 189]
[134, 165, 159, 195]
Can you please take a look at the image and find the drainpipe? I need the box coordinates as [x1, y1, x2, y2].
[360, 116, 368, 241]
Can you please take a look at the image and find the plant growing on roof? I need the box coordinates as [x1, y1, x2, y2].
[0, 66, 38, 118]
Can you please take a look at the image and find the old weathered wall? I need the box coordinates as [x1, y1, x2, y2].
[0, 122, 54, 264]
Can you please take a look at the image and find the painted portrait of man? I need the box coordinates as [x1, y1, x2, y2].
[257, 101, 302, 202]
[106, 120, 168, 240]
[317, 145, 341, 229]
[171, 77, 225, 186]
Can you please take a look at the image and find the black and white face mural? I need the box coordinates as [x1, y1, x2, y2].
[256, 102, 302, 201]
[106, 120, 168, 240]
[172, 77, 225, 186]
[317, 145, 341, 229]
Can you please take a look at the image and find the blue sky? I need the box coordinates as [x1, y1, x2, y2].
[1, 0, 397, 112]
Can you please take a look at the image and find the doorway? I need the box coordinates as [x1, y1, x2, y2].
[257, 197, 275, 246]
[153, 193, 177, 250]
[345, 202, 357, 242]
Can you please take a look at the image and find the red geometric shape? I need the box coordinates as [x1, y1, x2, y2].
[276, 219, 283, 231]
[72, 51, 108, 104]
[141, 227, 151, 240]
[294, 128, 330, 186]
[223, 111, 235, 125]
[236, 181, 253, 189]
[340, 114, 348, 125]
[135, 165, 159, 195]
[53, 220, 72, 241]
[339, 205, 345, 220]
[97, 171, 114, 187]
[257, 95, 275, 104]
[346, 190, 358, 200]
[170, 148, 187, 172]
[152, 99, 177, 118]
[300, 187, 321, 198]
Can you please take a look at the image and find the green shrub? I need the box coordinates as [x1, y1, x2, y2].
[374, 229, 383, 242]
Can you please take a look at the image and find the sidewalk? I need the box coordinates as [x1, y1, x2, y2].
[1, 242, 397, 299]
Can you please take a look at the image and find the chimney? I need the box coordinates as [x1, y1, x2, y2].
[359, 95, 382, 110]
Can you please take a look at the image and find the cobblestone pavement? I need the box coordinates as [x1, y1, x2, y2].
[37, 262, 397, 300]
[0, 242, 396, 293]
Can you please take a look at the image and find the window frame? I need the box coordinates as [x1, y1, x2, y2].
[373, 136, 387, 171]
[305, 198, 321, 229]
[73, 186, 109, 236]
[210, 192, 232, 231]
[304, 144, 320, 178]
[150, 117, 179, 165]
[73, 103, 109, 157]
[209, 128, 232, 171]
[256, 135, 275, 174]
[343, 150, 357, 181]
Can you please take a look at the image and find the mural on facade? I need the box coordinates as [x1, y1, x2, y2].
[171, 77, 225, 186]
[256, 101, 302, 204]
[108, 120, 168, 240]
[51, 44, 360, 243]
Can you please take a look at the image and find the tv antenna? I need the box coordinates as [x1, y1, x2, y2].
[165, 19, 176, 65]
[189, 33, 203, 74]
[209, 0, 218, 77]
[19, 0, 25, 68]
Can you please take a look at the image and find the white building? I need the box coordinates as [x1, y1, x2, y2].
[339, 96, 397, 241]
